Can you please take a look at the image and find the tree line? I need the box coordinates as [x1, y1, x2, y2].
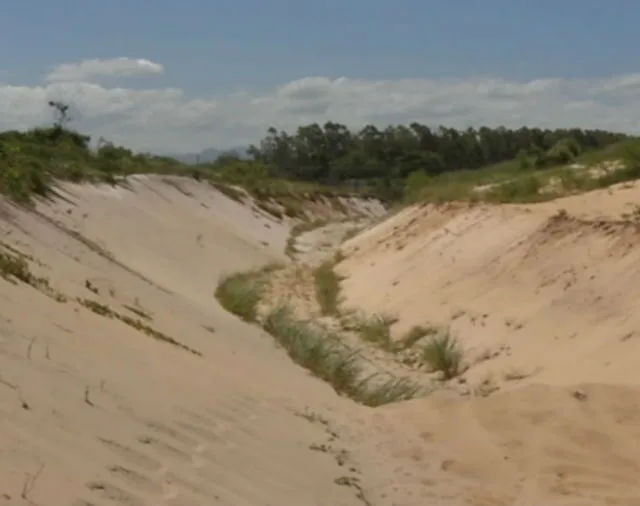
[241, 123, 627, 184]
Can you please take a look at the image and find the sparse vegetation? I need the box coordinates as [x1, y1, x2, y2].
[398, 324, 438, 350]
[313, 260, 342, 316]
[85, 279, 99, 294]
[343, 312, 398, 350]
[422, 329, 464, 380]
[0, 245, 67, 302]
[77, 297, 201, 355]
[214, 265, 279, 323]
[0, 248, 38, 285]
[285, 219, 328, 257]
[262, 305, 421, 406]
[210, 181, 245, 203]
[214, 270, 422, 406]
[123, 304, 152, 320]
[342, 226, 362, 243]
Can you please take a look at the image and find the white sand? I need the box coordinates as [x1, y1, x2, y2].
[0, 176, 364, 506]
[3, 174, 640, 505]
[335, 182, 640, 504]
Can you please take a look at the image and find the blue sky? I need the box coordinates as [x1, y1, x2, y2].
[1, 1, 639, 151]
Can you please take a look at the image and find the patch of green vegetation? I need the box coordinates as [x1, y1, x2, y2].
[285, 219, 328, 257]
[263, 305, 421, 406]
[254, 199, 284, 219]
[422, 329, 464, 380]
[77, 297, 201, 356]
[343, 312, 398, 350]
[210, 181, 245, 203]
[84, 279, 100, 294]
[214, 265, 280, 323]
[313, 260, 342, 316]
[123, 304, 152, 321]
[342, 226, 363, 243]
[214, 267, 422, 406]
[0, 99, 633, 209]
[0, 245, 67, 302]
[398, 324, 438, 350]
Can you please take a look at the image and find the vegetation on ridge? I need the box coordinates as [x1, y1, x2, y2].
[1, 100, 639, 208]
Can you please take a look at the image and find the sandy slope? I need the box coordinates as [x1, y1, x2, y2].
[334, 182, 640, 505]
[0, 176, 368, 506]
[7, 172, 640, 506]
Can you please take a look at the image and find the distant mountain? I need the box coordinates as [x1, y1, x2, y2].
[169, 146, 249, 165]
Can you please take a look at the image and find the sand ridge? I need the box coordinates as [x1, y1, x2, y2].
[331, 182, 640, 504]
[338, 183, 640, 387]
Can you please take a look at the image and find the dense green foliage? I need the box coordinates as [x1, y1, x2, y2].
[245, 123, 627, 188]
[0, 101, 634, 205]
[0, 126, 192, 203]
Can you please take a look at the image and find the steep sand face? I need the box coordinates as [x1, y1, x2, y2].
[0, 176, 366, 506]
[338, 183, 640, 387]
[335, 182, 640, 505]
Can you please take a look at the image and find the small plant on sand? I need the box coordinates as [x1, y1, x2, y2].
[313, 260, 342, 316]
[422, 329, 464, 380]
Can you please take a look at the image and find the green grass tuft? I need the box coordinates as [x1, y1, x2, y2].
[422, 329, 464, 380]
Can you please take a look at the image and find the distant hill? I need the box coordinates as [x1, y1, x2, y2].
[169, 147, 249, 165]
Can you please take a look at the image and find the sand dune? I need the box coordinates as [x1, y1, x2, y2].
[0, 176, 367, 506]
[333, 182, 640, 504]
[5, 173, 640, 505]
[352, 384, 640, 505]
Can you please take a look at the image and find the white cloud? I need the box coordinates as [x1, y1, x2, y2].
[3, 57, 640, 152]
[45, 57, 164, 82]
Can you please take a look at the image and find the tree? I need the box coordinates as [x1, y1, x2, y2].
[48, 101, 71, 129]
[242, 121, 627, 198]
